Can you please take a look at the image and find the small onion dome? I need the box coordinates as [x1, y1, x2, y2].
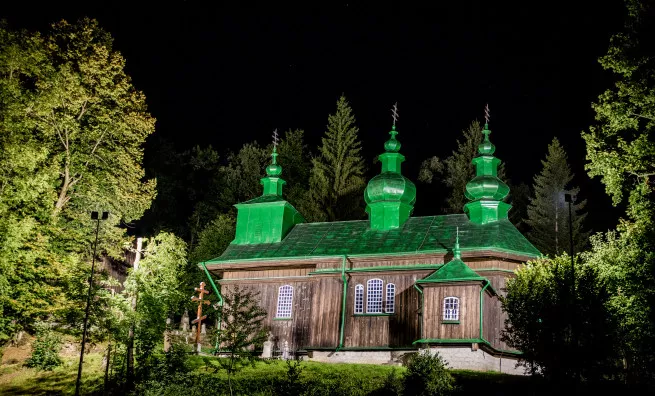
[266, 148, 282, 176]
[365, 171, 417, 206]
[384, 125, 402, 152]
[478, 123, 496, 155]
[465, 174, 509, 201]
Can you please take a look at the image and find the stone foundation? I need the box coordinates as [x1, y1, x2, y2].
[426, 346, 525, 375]
[307, 347, 525, 375]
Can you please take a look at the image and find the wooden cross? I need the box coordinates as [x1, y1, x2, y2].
[191, 281, 210, 353]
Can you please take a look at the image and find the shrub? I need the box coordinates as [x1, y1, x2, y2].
[278, 359, 305, 395]
[25, 322, 62, 371]
[376, 368, 403, 396]
[403, 350, 455, 396]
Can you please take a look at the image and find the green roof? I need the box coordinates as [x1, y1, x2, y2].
[417, 258, 486, 284]
[205, 214, 540, 264]
[239, 194, 287, 205]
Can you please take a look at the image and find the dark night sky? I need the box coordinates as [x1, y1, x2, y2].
[3, 1, 627, 231]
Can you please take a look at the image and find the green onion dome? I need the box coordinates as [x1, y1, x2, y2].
[266, 147, 282, 176]
[464, 123, 509, 201]
[364, 125, 416, 206]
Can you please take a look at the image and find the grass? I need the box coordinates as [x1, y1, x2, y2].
[1, 339, 532, 395]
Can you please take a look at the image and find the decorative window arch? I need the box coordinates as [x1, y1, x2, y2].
[443, 296, 459, 321]
[354, 284, 364, 314]
[276, 285, 293, 318]
[385, 283, 396, 313]
[367, 279, 383, 313]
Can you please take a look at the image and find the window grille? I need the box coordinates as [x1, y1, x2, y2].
[443, 296, 459, 321]
[276, 285, 293, 318]
[385, 283, 395, 313]
[366, 279, 383, 313]
[354, 284, 364, 314]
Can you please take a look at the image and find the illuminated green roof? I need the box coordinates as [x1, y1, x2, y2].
[206, 214, 540, 264]
[416, 258, 486, 284]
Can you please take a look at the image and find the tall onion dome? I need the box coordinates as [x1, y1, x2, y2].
[463, 122, 512, 224]
[364, 124, 417, 230]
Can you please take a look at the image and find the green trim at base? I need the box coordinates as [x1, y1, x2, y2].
[305, 346, 417, 351]
[412, 338, 523, 356]
[441, 320, 460, 324]
[273, 317, 292, 321]
[353, 313, 394, 317]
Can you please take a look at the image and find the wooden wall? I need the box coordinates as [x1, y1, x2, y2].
[422, 283, 481, 340]
[344, 272, 429, 348]
[220, 277, 314, 352]
[480, 271, 513, 350]
[308, 276, 342, 347]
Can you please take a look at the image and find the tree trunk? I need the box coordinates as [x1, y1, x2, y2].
[126, 237, 142, 388]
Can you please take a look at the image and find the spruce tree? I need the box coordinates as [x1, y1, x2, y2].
[305, 95, 366, 221]
[419, 120, 506, 214]
[525, 137, 589, 256]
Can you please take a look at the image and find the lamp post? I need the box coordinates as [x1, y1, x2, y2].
[564, 194, 574, 290]
[75, 211, 109, 396]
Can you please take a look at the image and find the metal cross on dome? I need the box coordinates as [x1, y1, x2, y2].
[272, 128, 279, 148]
[391, 102, 399, 126]
[484, 104, 491, 124]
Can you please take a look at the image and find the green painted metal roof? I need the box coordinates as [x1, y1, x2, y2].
[239, 194, 287, 205]
[417, 258, 486, 284]
[205, 214, 540, 264]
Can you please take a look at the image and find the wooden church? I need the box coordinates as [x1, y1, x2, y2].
[200, 111, 540, 373]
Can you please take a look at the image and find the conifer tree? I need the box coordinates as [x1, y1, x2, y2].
[525, 138, 589, 256]
[305, 95, 366, 221]
[419, 120, 506, 214]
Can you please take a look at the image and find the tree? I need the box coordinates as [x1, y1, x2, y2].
[204, 286, 267, 396]
[502, 255, 620, 383]
[418, 120, 507, 214]
[122, 233, 187, 379]
[403, 350, 455, 396]
[582, 219, 655, 384]
[189, 214, 236, 264]
[525, 138, 589, 256]
[0, 18, 156, 343]
[582, 0, 655, 219]
[306, 95, 366, 222]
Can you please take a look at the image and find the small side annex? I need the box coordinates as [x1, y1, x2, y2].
[200, 118, 540, 373]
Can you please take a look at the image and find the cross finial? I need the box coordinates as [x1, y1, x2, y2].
[484, 104, 491, 125]
[454, 226, 461, 260]
[391, 102, 399, 126]
[272, 128, 279, 148]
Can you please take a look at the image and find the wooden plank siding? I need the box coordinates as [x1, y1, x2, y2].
[344, 272, 428, 348]
[208, 254, 525, 353]
[421, 283, 481, 340]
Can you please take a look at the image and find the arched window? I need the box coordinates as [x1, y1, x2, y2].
[367, 279, 383, 313]
[443, 297, 459, 321]
[276, 285, 293, 318]
[354, 284, 364, 314]
[385, 283, 396, 313]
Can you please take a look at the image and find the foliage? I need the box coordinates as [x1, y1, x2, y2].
[189, 214, 236, 263]
[582, 0, 655, 217]
[525, 138, 589, 256]
[277, 359, 306, 395]
[418, 120, 507, 214]
[25, 323, 62, 371]
[123, 232, 188, 365]
[377, 368, 403, 396]
[402, 350, 455, 396]
[306, 95, 366, 222]
[502, 255, 620, 383]
[582, 218, 655, 384]
[204, 285, 268, 395]
[0, 18, 156, 342]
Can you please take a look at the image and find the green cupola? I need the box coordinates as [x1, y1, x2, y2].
[463, 121, 512, 224]
[233, 144, 305, 244]
[365, 121, 417, 231]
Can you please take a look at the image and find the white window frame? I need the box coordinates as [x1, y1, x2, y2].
[366, 279, 383, 313]
[385, 283, 396, 313]
[354, 284, 364, 314]
[275, 285, 294, 318]
[443, 296, 460, 321]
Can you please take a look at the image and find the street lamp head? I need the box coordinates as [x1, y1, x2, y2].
[91, 211, 99, 220]
[564, 193, 572, 203]
[91, 211, 110, 220]
[102, 212, 109, 220]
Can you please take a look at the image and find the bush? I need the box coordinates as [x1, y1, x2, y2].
[25, 323, 62, 371]
[375, 368, 403, 396]
[403, 350, 455, 396]
[277, 359, 306, 395]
